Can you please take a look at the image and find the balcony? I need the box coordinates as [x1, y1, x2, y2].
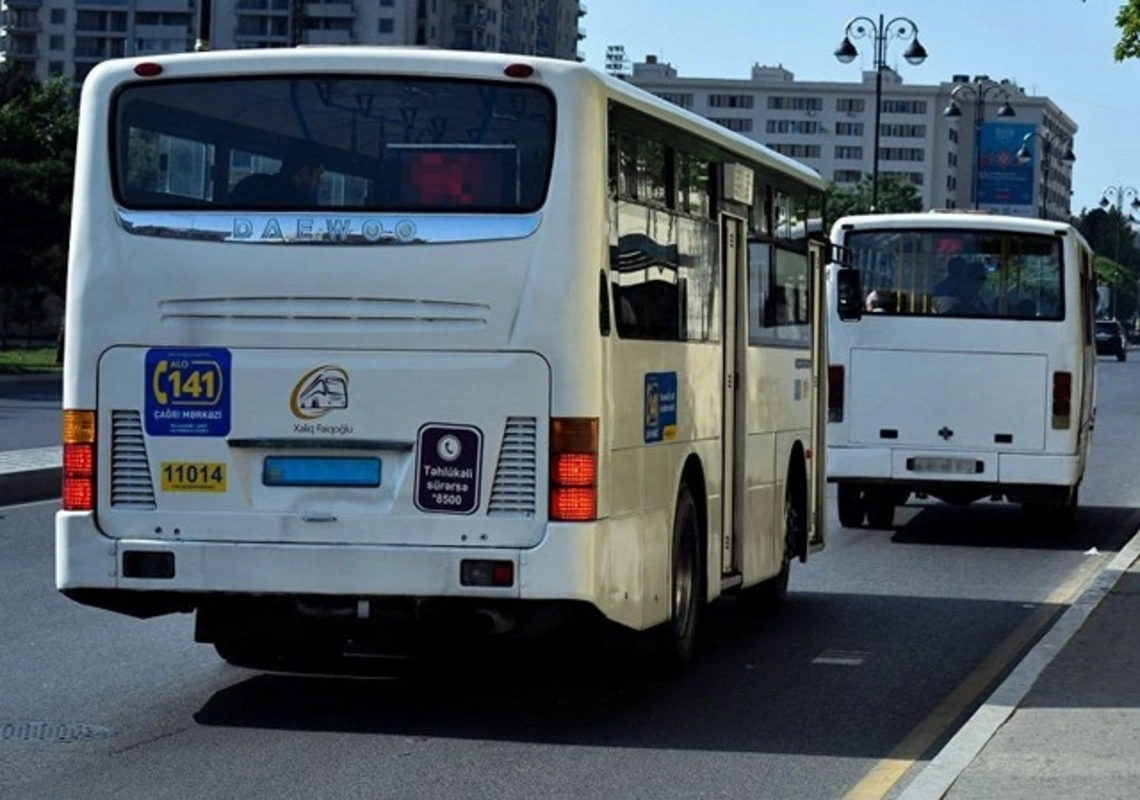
[6, 17, 41, 32]
[303, 28, 354, 45]
[578, 2, 586, 16]
[304, 1, 354, 19]
[4, 0, 43, 8]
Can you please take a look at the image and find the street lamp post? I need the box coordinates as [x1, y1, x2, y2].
[942, 80, 1018, 209]
[1100, 185, 1140, 323]
[1015, 131, 1076, 220]
[834, 14, 928, 213]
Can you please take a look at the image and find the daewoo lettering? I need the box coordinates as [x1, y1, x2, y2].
[231, 216, 419, 244]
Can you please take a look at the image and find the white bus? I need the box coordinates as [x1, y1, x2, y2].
[826, 211, 1097, 533]
[56, 47, 830, 672]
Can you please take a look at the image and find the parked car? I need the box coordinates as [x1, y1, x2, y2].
[1096, 318, 1128, 361]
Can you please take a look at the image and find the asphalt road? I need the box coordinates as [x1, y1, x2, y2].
[0, 375, 61, 451]
[1, 356, 1138, 800]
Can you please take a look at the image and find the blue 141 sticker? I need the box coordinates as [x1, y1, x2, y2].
[415, 424, 483, 515]
[144, 348, 232, 437]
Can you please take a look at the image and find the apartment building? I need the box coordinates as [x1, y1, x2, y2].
[0, 0, 584, 84]
[627, 56, 1077, 220]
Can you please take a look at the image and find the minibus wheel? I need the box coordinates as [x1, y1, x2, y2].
[865, 490, 896, 529]
[838, 483, 867, 528]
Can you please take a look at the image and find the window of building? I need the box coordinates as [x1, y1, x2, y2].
[48, 61, 65, 76]
[766, 143, 821, 159]
[711, 118, 753, 133]
[49, 35, 65, 51]
[878, 147, 925, 162]
[835, 145, 863, 160]
[880, 99, 928, 114]
[50, 9, 66, 25]
[880, 124, 927, 138]
[766, 120, 822, 135]
[655, 92, 694, 109]
[767, 96, 823, 111]
[837, 98, 866, 113]
[833, 169, 862, 183]
[708, 94, 754, 109]
[379, 18, 395, 33]
[835, 122, 864, 136]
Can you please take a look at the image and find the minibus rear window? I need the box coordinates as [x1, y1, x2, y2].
[845, 228, 1064, 320]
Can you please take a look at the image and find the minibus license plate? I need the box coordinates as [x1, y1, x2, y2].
[908, 457, 980, 474]
[263, 456, 381, 488]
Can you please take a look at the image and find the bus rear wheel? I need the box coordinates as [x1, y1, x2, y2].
[654, 483, 703, 673]
[864, 489, 896, 529]
[837, 483, 867, 528]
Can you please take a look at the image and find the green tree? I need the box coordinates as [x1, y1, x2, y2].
[1075, 205, 1140, 319]
[0, 67, 78, 345]
[1082, 0, 1140, 61]
[825, 172, 923, 218]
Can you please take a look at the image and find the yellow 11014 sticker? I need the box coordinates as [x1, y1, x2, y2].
[160, 462, 227, 492]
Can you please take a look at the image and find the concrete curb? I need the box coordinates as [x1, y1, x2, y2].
[896, 527, 1140, 800]
[0, 467, 61, 506]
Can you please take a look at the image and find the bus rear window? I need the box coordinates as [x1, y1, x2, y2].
[846, 228, 1064, 321]
[112, 75, 555, 213]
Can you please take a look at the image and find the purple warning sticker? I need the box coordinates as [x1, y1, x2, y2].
[414, 424, 483, 515]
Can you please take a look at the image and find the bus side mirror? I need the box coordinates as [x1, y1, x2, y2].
[836, 267, 863, 322]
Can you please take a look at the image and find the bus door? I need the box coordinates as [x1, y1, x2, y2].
[807, 238, 830, 555]
[719, 210, 748, 578]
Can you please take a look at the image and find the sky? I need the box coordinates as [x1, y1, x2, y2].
[579, 0, 1140, 216]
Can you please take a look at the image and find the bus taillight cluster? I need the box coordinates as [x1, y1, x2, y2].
[62, 410, 96, 511]
[550, 417, 598, 522]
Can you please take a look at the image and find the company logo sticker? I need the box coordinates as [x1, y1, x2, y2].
[289, 366, 349, 420]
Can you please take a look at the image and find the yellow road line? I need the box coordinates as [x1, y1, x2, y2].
[843, 554, 1106, 800]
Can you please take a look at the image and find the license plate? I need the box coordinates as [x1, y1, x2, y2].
[160, 462, 227, 492]
[907, 457, 981, 474]
[263, 456, 381, 488]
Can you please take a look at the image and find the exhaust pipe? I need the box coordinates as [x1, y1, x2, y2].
[475, 608, 514, 636]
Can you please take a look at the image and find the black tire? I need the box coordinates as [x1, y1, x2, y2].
[865, 489, 895, 529]
[738, 477, 802, 617]
[837, 482, 866, 528]
[655, 483, 703, 673]
[1118, 349, 1127, 362]
[214, 631, 345, 672]
[213, 637, 279, 670]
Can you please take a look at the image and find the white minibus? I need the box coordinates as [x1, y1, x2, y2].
[827, 211, 1097, 533]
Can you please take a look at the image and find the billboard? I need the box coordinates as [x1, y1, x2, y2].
[976, 121, 1036, 217]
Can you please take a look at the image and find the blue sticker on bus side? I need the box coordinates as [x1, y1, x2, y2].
[644, 371, 678, 443]
[144, 348, 232, 437]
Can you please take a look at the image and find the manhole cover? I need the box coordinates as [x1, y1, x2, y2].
[0, 721, 113, 744]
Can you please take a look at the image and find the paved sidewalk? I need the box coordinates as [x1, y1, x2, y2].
[942, 554, 1140, 799]
[0, 446, 61, 505]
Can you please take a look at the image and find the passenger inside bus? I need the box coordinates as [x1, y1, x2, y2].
[228, 140, 326, 208]
[931, 256, 988, 315]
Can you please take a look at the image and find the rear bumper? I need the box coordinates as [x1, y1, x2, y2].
[826, 446, 1082, 487]
[56, 511, 631, 625]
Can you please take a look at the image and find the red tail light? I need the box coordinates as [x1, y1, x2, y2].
[550, 418, 598, 522]
[62, 410, 96, 511]
[1052, 371, 1072, 429]
[828, 365, 845, 423]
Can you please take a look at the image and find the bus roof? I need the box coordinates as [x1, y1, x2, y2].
[832, 211, 1081, 237]
[84, 45, 825, 193]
